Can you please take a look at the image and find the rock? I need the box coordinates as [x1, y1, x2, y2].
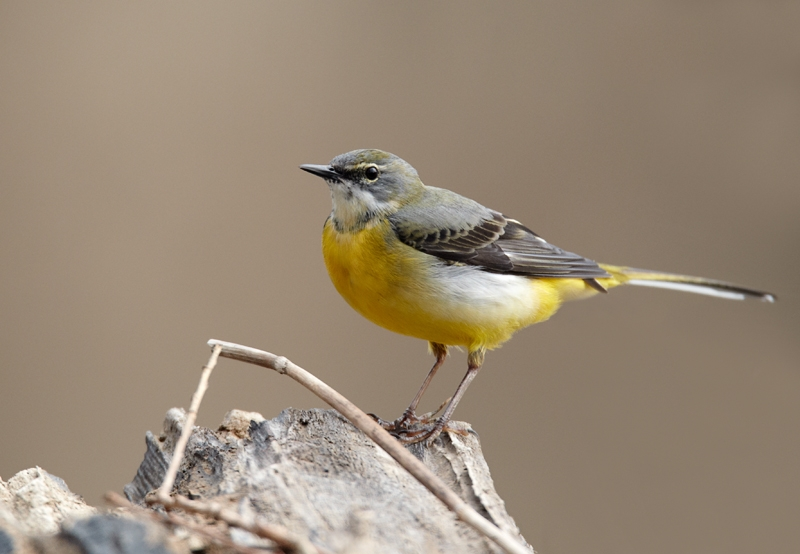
[0, 469, 181, 554]
[126, 407, 531, 554]
[0, 468, 95, 536]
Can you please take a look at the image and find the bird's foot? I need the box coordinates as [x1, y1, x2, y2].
[368, 399, 468, 445]
[369, 398, 450, 431]
[388, 417, 469, 445]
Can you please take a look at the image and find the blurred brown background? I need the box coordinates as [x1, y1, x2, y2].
[1, 2, 798, 553]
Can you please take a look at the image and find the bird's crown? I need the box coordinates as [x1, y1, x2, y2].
[329, 149, 419, 188]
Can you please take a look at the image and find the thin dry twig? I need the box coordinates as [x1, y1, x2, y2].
[157, 343, 222, 502]
[207, 339, 531, 554]
[149, 493, 329, 554]
[105, 491, 268, 554]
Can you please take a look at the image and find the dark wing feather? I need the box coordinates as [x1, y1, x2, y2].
[393, 210, 610, 280]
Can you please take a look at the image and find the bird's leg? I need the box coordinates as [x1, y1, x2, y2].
[381, 348, 485, 444]
[420, 347, 485, 445]
[415, 396, 451, 422]
[373, 343, 448, 431]
[396, 342, 449, 427]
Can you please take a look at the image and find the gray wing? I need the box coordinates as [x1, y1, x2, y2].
[389, 186, 610, 280]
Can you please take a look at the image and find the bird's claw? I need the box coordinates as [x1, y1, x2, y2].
[370, 397, 451, 432]
[389, 418, 469, 445]
[368, 397, 467, 445]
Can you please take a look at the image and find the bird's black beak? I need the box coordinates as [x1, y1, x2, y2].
[299, 164, 341, 181]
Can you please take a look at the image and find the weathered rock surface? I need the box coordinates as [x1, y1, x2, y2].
[1, 408, 530, 554]
[126, 407, 531, 554]
[0, 468, 177, 554]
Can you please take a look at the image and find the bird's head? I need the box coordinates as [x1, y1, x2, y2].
[301, 149, 423, 232]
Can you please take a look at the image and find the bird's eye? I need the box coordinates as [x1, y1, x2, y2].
[364, 166, 379, 181]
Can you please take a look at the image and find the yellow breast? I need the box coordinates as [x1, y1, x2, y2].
[321, 218, 583, 350]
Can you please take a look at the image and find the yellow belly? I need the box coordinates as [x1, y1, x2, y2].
[321, 219, 602, 350]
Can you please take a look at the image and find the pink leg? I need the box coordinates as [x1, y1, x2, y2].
[398, 342, 448, 425]
[422, 347, 485, 445]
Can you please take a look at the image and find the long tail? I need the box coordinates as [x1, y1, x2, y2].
[598, 264, 776, 302]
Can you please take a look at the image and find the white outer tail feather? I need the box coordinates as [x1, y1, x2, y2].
[626, 279, 775, 303]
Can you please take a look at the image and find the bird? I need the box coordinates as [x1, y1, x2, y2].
[300, 149, 775, 444]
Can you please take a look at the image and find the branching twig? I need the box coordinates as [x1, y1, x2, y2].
[141, 344, 329, 554]
[105, 492, 268, 554]
[147, 493, 329, 554]
[207, 339, 531, 554]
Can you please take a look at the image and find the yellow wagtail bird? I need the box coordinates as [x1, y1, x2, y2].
[300, 149, 775, 444]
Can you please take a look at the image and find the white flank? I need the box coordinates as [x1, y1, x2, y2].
[423, 263, 540, 323]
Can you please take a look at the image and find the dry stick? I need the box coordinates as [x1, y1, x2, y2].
[106, 492, 266, 554]
[156, 343, 222, 503]
[207, 339, 532, 554]
[144, 493, 329, 554]
[145, 493, 325, 554]
[147, 344, 328, 554]
[161, 494, 329, 554]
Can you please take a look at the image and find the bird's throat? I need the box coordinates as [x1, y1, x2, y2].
[329, 184, 395, 233]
